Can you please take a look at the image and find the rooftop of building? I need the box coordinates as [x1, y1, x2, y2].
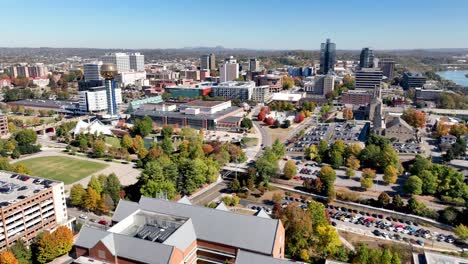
[113, 197, 281, 255]
[166, 82, 214, 89]
[216, 81, 255, 87]
[182, 100, 227, 108]
[75, 197, 283, 263]
[413, 251, 468, 264]
[134, 105, 241, 121]
[7, 99, 78, 109]
[0, 170, 60, 207]
[404, 71, 425, 77]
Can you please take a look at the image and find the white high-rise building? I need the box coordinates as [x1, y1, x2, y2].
[79, 86, 123, 113]
[101, 53, 130, 73]
[220, 56, 239, 82]
[83, 61, 103, 81]
[129, 53, 145, 71]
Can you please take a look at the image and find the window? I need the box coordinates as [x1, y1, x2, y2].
[98, 250, 106, 259]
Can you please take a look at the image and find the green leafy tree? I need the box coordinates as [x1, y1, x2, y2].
[240, 117, 253, 129]
[14, 129, 37, 145]
[283, 160, 297, 180]
[83, 188, 100, 211]
[419, 169, 438, 195]
[346, 155, 360, 170]
[404, 175, 423, 195]
[121, 134, 133, 149]
[104, 173, 122, 204]
[454, 224, 468, 240]
[160, 137, 174, 155]
[10, 239, 31, 264]
[92, 140, 106, 158]
[383, 165, 398, 184]
[161, 125, 174, 138]
[318, 166, 336, 200]
[133, 116, 153, 137]
[88, 176, 103, 195]
[141, 180, 177, 200]
[330, 150, 344, 168]
[391, 194, 405, 210]
[377, 192, 391, 207]
[69, 184, 86, 207]
[360, 177, 373, 190]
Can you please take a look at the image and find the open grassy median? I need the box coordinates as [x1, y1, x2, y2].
[16, 156, 109, 184]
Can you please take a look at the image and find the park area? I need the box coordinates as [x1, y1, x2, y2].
[16, 156, 108, 184]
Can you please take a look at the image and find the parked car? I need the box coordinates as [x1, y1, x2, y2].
[98, 220, 108, 225]
[79, 214, 88, 220]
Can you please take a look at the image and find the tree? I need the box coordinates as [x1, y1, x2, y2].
[282, 119, 291, 128]
[343, 107, 353, 120]
[273, 119, 280, 128]
[133, 116, 153, 136]
[346, 155, 360, 170]
[257, 111, 266, 121]
[381, 249, 392, 264]
[14, 129, 37, 145]
[265, 117, 275, 126]
[92, 140, 106, 158]
[69, 184, 86, 207]
[10, 239, 31, 264]
[383, 165, 398, 184]
[272, 139, 286, 158]
[283, 160, 297, 180]
[0, 250, 18, 264]
[330, 150, 343, 169]
[36, 226, 73, 264]
[282, 76, 294, 89]
[454, 224, 468, 240]
[401, 108, 426, 128]
[295, 111, 305, 123]
[377, 192, 391, 207]
[88, 176, 103, 195]
[160, 137, 173, 155]
[391, 194, 404, 210]
[305, 145, 318, 160]
[404, 175, 423, 195]
[83, 188, 100, 211]
[318, 166, 336, 200]
[419, 170, 438, 195]
[362, 168, 376, 179]
[299, 249, 309, 262]
[132, 135, 145, 153]
[317, 140, 328, 162]
[360, 177, 373, 190]
[391, 254, 401, 264]
[240, 117, 253, 129]
[97, 194, 109, 214]
[346, 168, 355, 178]
[230, 178, 241, 192]
[161, 125, 174, 138]
[121, 134, 133, 149]
[104, 173, 122, 204]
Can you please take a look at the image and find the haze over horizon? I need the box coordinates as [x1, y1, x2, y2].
[2, 0, 468, 50]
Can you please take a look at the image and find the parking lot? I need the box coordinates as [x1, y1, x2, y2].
[392, 142, 423, 154]
[328, 206, 459, 250]
[288, 122, 366, 152]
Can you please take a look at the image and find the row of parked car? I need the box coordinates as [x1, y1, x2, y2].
[329, 210, 455, 245]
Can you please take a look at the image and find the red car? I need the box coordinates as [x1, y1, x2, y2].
[98, 220, 108, 225]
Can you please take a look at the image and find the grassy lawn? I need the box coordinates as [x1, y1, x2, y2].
[105, 136, 121, 148]
[241, 137, 258, 147]
[17, 156, 109, 184]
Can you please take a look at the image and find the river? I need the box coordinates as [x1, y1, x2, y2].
[436, 70, 468, 87]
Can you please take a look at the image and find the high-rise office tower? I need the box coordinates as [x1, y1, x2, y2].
[249, 58, 260, 72]
[101, 63, 119, 116]
[101, 53, 130, 73]
[359, 47, 375, 68]
[220, 56, 239, 82]
[379, 58, 395, 80]
[200, 53, 216, 70]
[319, 39, 336, 74]
[129, 53, 145, 71]
[355, 68, 383, 90]
[84, 61, 103, 81]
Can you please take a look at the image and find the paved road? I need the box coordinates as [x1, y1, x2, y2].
[190, 180, 230, 205]
[12, 148, 140, 192]
[68, 207, 112, 229]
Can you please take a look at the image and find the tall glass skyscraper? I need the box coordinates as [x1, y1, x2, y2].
[319, 39, 336, 74]
[359, 47, 375, 68]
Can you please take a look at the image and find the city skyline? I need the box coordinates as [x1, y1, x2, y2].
[2, 0, 468, 50]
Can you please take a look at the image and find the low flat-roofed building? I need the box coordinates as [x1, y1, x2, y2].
[132, 100, 243, 131]
[0, 171, 68, 250]
[165, 83, 213, 99]
[73, 196, 286, 264]
[413, 251, 468, 264]
[271, 92, 303, 103]
[127, 96, 163, 112]
[7, 99, 79, 114]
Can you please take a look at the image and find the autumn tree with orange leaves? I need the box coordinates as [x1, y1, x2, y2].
[342, 107, 353, 120]
[402, 109, 426, 128]
[0, 250, 18, 264]
[36, 226, 74, 264]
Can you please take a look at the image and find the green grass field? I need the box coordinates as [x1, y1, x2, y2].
[17, 156, 109, 184]
[105, 136, 121, 148]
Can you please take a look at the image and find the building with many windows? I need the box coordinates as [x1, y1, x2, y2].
[402, 71, 427, 90]
[249, 58, 260, 72]
[0, 115, 8, 135]
[359, 47, 375, 69]
[379, 58, 395, 80]
[78, 86, 123, 113]
[200, 54, 216, 70]
[211, 81, 254, 101]
[101, 53, 131, 73]
[304, 74, 335, 96]
[219, 57, 239, 82]
[254, 74, 283, 93]
[0, 171, 68, 250]
[84, 61, 104, 81]
[355, 68, 383, 90]
[73, 196, 285, 264]
[129, 52, 145, 71]
[319, 38, 336, 74]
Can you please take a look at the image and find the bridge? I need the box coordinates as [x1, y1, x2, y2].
[222, 163, 249, 174]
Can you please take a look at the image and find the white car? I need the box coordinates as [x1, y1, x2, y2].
[79, 214, 88, 220]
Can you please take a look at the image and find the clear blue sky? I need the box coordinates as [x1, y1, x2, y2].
[2, 0, 468, 50]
